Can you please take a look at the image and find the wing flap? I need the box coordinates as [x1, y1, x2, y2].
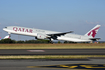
[47, 31, 73, 36]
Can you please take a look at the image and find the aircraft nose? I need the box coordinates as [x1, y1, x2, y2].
[3, 28, 7, 31]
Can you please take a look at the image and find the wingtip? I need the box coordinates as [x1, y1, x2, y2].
[70, 31, 74, 33]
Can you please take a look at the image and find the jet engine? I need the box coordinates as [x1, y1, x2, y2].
[36, 33, 46, 39]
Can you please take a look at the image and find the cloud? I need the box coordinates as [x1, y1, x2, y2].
[86, 21, 100, 24]
[86, 21, 105, 27]
[103, 24, 105, 27]
[14, 22, 19, 25]
[0, 23, 1, 24]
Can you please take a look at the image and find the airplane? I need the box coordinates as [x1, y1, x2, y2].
[3, 25, 101, 43]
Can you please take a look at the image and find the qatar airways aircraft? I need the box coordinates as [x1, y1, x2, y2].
[3, 25, 101, 43]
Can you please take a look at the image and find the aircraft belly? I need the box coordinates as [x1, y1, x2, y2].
[12, 32, 37, 37]
[57, 36, 91, 42]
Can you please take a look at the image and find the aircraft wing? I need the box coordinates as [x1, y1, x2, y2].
[47, 31, 73, 37]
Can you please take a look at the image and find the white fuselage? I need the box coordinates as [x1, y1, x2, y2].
[3, 26, 92, 42]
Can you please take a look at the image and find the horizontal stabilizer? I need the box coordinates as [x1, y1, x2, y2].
[89, 38, 101, 41]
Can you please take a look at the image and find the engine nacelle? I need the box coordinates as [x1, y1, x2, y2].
[36, 33, 46, 39]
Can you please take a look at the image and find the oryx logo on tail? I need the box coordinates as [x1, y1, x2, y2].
[85, 25, 101, 38]
[88, 26, 100, 38]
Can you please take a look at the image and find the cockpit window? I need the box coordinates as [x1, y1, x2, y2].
[5, 27, 7, 28]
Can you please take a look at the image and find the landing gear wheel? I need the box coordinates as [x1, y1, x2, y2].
[49, 38, 53, 44]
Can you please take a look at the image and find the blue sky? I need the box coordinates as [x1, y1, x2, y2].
[0, 0, 105, 41]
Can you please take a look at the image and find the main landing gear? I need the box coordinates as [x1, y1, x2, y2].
[49, 38, 54, 44]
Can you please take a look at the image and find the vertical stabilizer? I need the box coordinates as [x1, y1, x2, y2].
[85, 25, 101, 38]
[4, 35, 10, 39]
